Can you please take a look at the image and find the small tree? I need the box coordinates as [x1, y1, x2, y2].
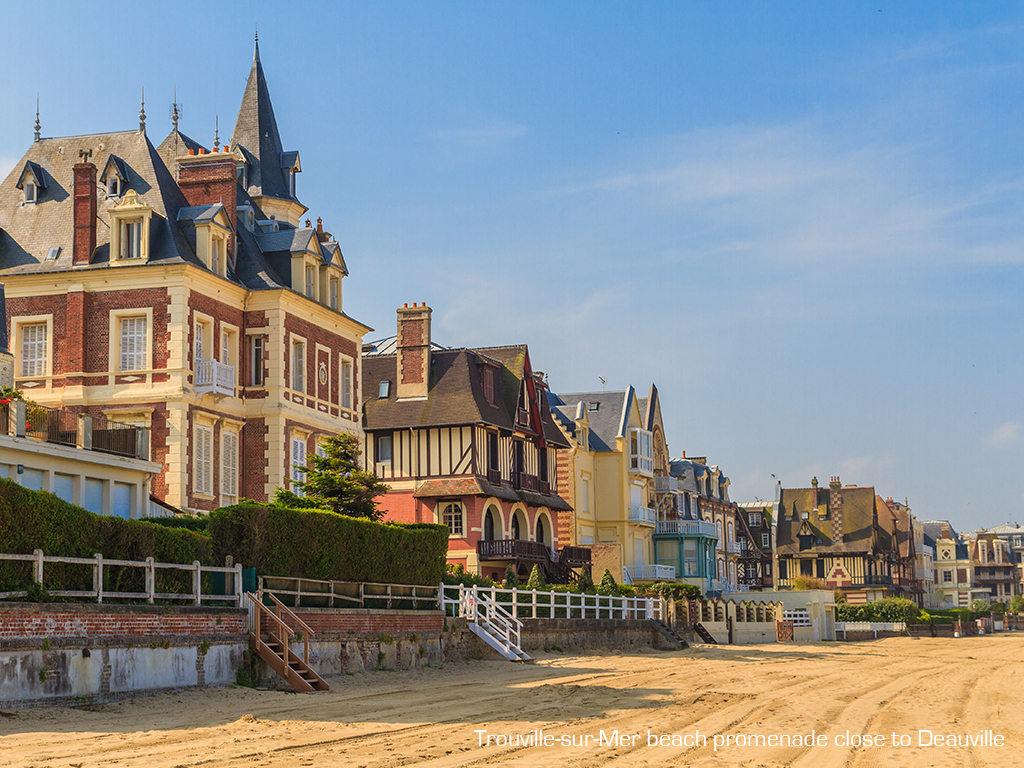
[526, 564, 546, 590]
[576, 563, 594, 593]
[273, 433, 389, 520]
[502, 565, 520, 589]
[1010, 595, 1024, 613]
[970, 598, 990, 614]
[599, 568, 618, 594]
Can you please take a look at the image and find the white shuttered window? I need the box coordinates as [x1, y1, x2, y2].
[291, 437, 307, 496]
[341, 359, 353, 409]
[222, 431, 238, 502]
[119, 316, 147, 371]
[292, 341, 305, 392]
[20, 323, 47, 377]
[195, 424, 213, 496]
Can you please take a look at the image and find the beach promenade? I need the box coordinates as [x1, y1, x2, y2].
[0, 634, 1019, 767]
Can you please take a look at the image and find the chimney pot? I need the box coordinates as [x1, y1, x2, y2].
[403, 303, 408, 308]
[188, 149, 195, 156]
[317, 217, 323, 232]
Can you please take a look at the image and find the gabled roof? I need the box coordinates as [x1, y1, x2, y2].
[547, 390, 630, 453]
[177, 203, 227, 225]
[229, 39, 299, 205]
[362, 344, 569, 448]
[100, 154, 130, 184]
[776, 483, 891, 557]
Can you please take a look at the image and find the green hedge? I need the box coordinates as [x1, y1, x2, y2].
[0, 479, 212, 597]
[208, 503, 448, 586]
[836, 597, 919, 624]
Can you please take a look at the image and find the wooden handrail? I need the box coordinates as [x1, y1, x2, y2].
[247, 592, 295, 637]
[262, 591, 317, 637]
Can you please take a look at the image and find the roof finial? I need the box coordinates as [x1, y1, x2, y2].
[213, 115, 221, 150]
[171, 86, 179, 133]
[139, 87, 146, 132]
[34, 95, 40, 142]
[254, 25, 261, 63]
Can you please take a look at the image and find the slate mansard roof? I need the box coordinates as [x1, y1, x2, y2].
[0, 44, 358, 318]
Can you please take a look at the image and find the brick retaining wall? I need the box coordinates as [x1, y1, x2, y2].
[0, 602, 247, 641]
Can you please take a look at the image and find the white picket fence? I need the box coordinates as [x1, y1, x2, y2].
[0, 549, 243, 606]
[440, 584, 664, 621]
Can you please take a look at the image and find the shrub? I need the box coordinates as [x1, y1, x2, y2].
[646, 581, 702, 601]
[207, 503, 448, 585]
[576, 563, 594, 592]
[868, 598, 918, 624]
[502, 565, 519, 589]
[791, 575, 826, 591]
[599, 568, 618, 594]
[0, 479, 212, 596]
[141, 516, 210, 533]
[526, 565, 546, 590]
[442, 563, 494, 588]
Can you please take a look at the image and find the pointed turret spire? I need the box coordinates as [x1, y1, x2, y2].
[230, 36, 300, 206]
[34, 95, 40, 142]
[254, 25, 260, 63]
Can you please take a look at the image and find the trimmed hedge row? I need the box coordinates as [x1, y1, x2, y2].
[208, 503, 449, 586]
[0, 478, 212, 596]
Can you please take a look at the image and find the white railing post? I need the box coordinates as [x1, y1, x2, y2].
[531, 588, 537, 619]
[94, 553, 103, 603]
[234, 563, 243, 606]
[32, 549, 44, 587]
[193, 561, 201, 606]
[146, 557, 155, 604]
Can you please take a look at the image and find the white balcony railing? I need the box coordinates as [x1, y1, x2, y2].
[656, 520, 717, 537]
[624, 564, 677, 581]
[653, 476, 679, 493]
[195, 360, 235, 397]
[628, 506, 657, 526]
[727, 541, 743, 554]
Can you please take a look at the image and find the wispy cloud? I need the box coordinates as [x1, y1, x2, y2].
[987, 421, 1023, 447]
[434, 120, 528, 149]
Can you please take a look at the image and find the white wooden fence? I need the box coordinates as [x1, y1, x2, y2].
[835, 621, 906, 639]
[441, 584, 664, 621]
[0, 549, 243, 606]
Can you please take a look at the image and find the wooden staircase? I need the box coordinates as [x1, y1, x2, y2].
[244, 592, 329, 692]
[651, 619, 689, 650]
[692, 621, 718, 645]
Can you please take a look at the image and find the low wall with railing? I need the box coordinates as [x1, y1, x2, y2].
[675, 598, 783, 644]
[0, 601, 246, 708]
[836, 621, 906, 640]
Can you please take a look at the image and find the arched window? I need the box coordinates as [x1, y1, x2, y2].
[536, 516, 545, 546]
[441, 502, 464, 537]
[511, 510, 526, 540]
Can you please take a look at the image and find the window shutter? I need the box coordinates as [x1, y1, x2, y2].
[21, 323, 47, 377]
[195, 425, 212, 496]
[293, 342, 304, 391]
[341, 360, 352, 409]
[330, 278, 338, 310]
[222, 432, 238, 498]
[221, 331, 229, 365]
[195, 322, 204, 365]
[120, 317, 147, 371]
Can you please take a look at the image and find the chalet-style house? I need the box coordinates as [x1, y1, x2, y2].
[775, 477, 916, 604]
[547, 385, 672, 583]
[0, 40, 369, 515]
[737, 499, 776, 590]
[361, 303, 584, 582]
[968, 532, 1018, 604]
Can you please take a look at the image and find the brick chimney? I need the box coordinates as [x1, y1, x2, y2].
[72, 162, 97, 265]
[829, 476, 844, 543]
[176, 152, 239, 258]
[396, 303, 431, 400]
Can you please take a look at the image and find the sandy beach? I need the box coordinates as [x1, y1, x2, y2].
[0, 634, 1020, 767]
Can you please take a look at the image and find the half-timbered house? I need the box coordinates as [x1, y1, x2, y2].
[362, 303, 584, 582]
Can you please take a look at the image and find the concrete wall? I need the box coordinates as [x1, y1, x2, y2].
[0, 602, 246, 707]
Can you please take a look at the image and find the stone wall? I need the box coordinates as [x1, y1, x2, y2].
[0, 602, 247, 708]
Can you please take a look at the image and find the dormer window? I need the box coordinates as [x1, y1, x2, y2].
[121, 220, 142, 259]
[628, 427, 653, 474]
[109, 190, 153, 263]
[281, 151, 301, 198]
[379, 380, 391, 399]
[100, 155, 129, 199]
[16, 161, 45, 205]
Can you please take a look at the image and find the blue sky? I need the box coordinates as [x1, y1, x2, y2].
[1, 2, 1021, 531]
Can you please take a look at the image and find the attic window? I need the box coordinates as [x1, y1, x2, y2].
[108, 176, 120, 197]
[45, 246, 61, 261]
[379, 380, 391, 399]
[23, 183, 37, 204]
[588, 402, 598, 411]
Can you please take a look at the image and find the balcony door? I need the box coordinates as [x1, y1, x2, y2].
[484, 506, 497, 540]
